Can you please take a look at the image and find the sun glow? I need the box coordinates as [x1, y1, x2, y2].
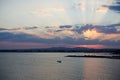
[73, 44, 107, 49]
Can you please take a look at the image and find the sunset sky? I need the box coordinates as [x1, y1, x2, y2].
[0, 0, 120, 49]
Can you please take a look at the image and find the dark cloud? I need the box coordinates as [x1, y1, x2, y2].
[55, 30, 63, 32]
[96, 23, 120, 34]
[107, 23, 120, 27]
[0, 32, 61, 44]
[0, 26, 38, 31]
[73, 24, 94, 33]
[59, 25, 72, 28]
[102, 1, 120, 13]
[0, 32, 35, 42]
[72, 23, 120, 34]
[0, 28, 20, 31]
[116, 1, 120, 4]
[45, 26, 50, 28]
[109, 6, 120, 12]
[24, 26, 38, 30]
[0, 32, 120, 46]
[54, 23, 120, 34]
[96, 26, 119, 34]
[0, 28, 8, 31]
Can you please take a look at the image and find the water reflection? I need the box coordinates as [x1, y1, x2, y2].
[0, 53, 120, 80]
[82, 58, 120, 80]
[82, 59, 104, 80]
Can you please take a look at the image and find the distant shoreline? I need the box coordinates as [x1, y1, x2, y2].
[65, 55, 120, 59]
[0, 47, 119, 54]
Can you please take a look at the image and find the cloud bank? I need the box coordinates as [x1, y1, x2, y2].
[0, 23, 120, 49]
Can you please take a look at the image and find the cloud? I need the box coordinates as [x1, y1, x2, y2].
[0, 31, 120, 47]
[0, 26, 38, 31]
[73, 23, 120, 34]
[31, 9, 52, 17]
[47, 23, 120, 40]
[0, 28, 21, 31]
[59, 25, 72, 28]
[53, 7, 65, 12]
[31, 7, 65, 17]
[82, 29, 103, 40]
[96, 7, 109, 13]
[53, 29, 76, 39]
[0, 41, 53, 49]
[0, 23, 120, 49]
[82, 28, 120, 41]
[110, 0, 120, 12]
[109, 5, 120, 12]
[101, 1, 120, 13]
[0, 28, 8, 31]
[96, 24, 120, 34]
[70, 23, 120, 41]
[0, 32, 64, 44]
[24, 26, 38, 30]
[0, 32, 35, 42]
[96, 26, 120, 34]
[45, 26, 59, 29]
[100, 33, 120, 41]
[60, 29, 74, 35]
[73, 24, 94, 33]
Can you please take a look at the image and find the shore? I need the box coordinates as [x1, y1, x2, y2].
[65, 55, 120, 59]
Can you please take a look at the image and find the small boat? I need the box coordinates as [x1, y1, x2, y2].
[57, 60, 62, 63]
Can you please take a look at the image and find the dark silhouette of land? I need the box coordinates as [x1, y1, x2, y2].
[0, 47, 119, 54]
[65, 55, 120, 59]
[0, 47, 120, 59]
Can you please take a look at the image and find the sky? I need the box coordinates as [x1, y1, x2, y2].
[0, 0, 120, 49]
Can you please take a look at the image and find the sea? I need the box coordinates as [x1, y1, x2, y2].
[0, 52, 120, 80]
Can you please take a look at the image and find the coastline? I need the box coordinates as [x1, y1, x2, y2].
[65, 55, 120, 59]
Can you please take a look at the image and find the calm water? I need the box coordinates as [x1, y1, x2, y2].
[0, 53, 120, 80]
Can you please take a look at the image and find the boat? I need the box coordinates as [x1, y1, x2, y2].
[57, 60, 62, 63]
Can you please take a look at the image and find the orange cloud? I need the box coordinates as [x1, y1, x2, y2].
[62, 29, 74, 35]
[82, 28, 120, 41]
[82, 28, 103, 40]
[96, 7, 109, 13]
[100, 34, 120, 41]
